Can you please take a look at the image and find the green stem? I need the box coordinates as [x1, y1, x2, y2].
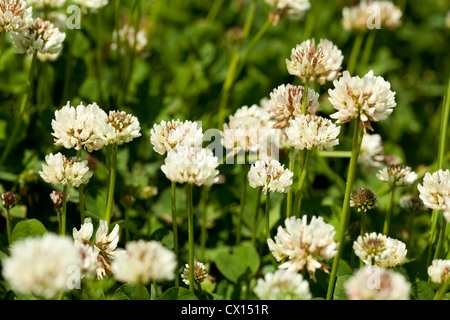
[199, 186, 209, 262]
[252, 187, 262, 247]
[207, 0, 225, 21]
[265, 191, 271, 241]
[434, 277, 450, 300]
[96, 10, 105, 107]
[105, 143, 118, 225]
[5, 209, 11, 245]
[187, 183, 195, 293]
[433, 217, 448, 260]
[124, 206, 130, 242]
[347, 33, 364, 75]
[359, 31, 376, 76]
[293, 150, 312, 217]
[61, 185, 68, 236]
[171, 181, 179, 287]
[0, 54, 37, 166]
[360, 210, 367, 236]
[383, 187, 395, 235]
[301, 77, 310, 115]
[286, 147, 296, 218]
[326, 118, 364, 300]
[236, 161, 249, 245]
[0, 30, 6, 66]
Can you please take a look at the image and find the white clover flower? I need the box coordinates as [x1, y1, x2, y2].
[358, 133, 385, 169]
[353, 233, 407, 267]
[254, 269, 311, 300]
[0, 0, 33, 33]
[428, 259, 450, 284]
[345, 266, 411, 300]
[1, 233, 82, 299]
[11, 17, 66, 55]
[39, 153, 93, 188]
[150, 119, 203, 155]
[112, 240, 176, 284]
[73, 218, 120, 280]
[52, 101, 110, 152]
[26, 0, 66, 8]
[76, 243, 99, 279]
[105, 110, 141, 145]
[181, 262, 208, 286]
[221, 104, 273, 157]
[286, 38, 344, 85]
[111, 23, 148, 55]
[248, 159, 293, 194]
[342, 1, 402, 32]
[267, 84, 320, 129]
[285, 114, 341, 151]
[376, 164, 418, 187]
[268, 215, 338, 280]
[161, 146, 219, 187]
[73, 0, 108, 13]
[328, 70, 397, 132]
[417, 169, 450, 212]
[444, 196, 450, 223]
[265, 0, 310, 23]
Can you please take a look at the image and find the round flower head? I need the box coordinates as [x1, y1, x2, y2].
[248, 159, 293, 194]
[0, 0, 33, 33]
[342, 1, 402, 32]
[11, 17, 66, 55]
[268, 215, 338, 280]
[417, 169, 450, 212]
[221, 104, 273, 157]
[285, 114, 341, 151]
[353, 232, 391, 265]
[150, 119, 203, 155]
[1, 191, 18, 210]
[377, 238, 407, 268]
[161, 146, 219, 187]
[328, 70, 397, 132]
[376, 164, 417, 187]
[105, 110, 141, 145]
[1, 233, 82, 299]
[428, 259, 450, 284]
[26, 0, 66, 8]
[399, 195, 427, 213]
[265, 0, 310, 24]
[345, 265, 411, 300]
[112, 240, 176, 284]
[73, 218, 120, 280]
[268, 84, 320, 129]
[111, 22, 148, 55]
[49, 190, 68, 209]
[286, 38, 344, 85]
[358, 133, 385, 170]
[350, 188, 378, 212]
[39, 153, 93, 188]
[181, 262, 208, 286]
[73, 0, 108, 13]
[52, 101, 110, 152]
[254, 269, 311, 300]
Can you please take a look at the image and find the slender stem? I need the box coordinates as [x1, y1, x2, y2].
[199, 186, 209, 262]
[187, 183, 195, 293]
[434, 277, 450, 300]
[252, 187, 262, 247]
[0, 31, 6, 68]
[265, 192, 271, 241]
[236, 161, 249, 245]
[286, 147, 296, 218]
[207, 0, 225, 21]
[433, 216, 448, 260]
[326, 118, 364, 300]
[383, 187, 395, 235]
[359, 31, 376, 76]
[293, 150, 312, 217]
[5, 209, 11, 245]
[61, 185, 68, 236]
[105, 143, 118, 225]
[96, 10, 104, 107]
[317, 151, 352, 158]
[360, 210, 366, 236]
[301, 77, 310, 115]
[171, 181, 179, 287]
[124, 206, 130, 242]
[347, 33, 364, 75]
[0, 54, 37, 166]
